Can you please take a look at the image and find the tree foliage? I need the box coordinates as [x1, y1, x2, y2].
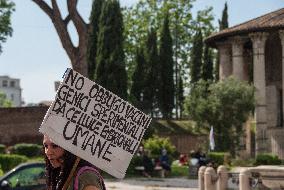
[202, 45, 214, 81]
[143, 29, 159, 116]
[123, 0, 215, 118]
[0, 91, 12, 107]
[143, 135, 176, 159]
[95, 0, 127, 100]
[185, 77, 255, 156]
[159, 14, 175, 118]
[87, 0, 104, 79]
[0, 0, 15, 54]
[130, 47, 146, 110]
[189, 29, 203, 84]
[218, 2, 229, 31]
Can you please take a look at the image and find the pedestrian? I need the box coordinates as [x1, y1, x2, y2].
[43, 135, 106, 190]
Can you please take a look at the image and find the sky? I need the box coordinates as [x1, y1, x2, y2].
[0, 0, 283, 105]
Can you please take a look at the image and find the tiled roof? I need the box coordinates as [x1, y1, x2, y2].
[205, 8, 284, 45]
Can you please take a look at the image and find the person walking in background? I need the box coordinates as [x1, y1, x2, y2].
[43, 135, 106, 190]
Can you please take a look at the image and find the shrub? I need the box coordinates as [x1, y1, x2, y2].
[0, 154, 28, 172]
[0, 165, 3, 176]
[0, 144, 5, 154]
[170, 164, 189, 177]
[207, 152, 229, 166]
[144, 135, 176, 159]
[231, 158, 254, 167]
[254, 154, 282, 166]
[12, 143, 42, 157]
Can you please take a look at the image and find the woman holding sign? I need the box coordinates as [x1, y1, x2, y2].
[43, 135, 106, 190]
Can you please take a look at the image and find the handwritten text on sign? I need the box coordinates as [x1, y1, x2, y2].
[40, 68, 151, 178]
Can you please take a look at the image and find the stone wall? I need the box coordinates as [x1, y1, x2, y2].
[0, 106, 48, 145]
[161, 134, 207, 154]
[0, 107, 207, 154]
[269, 128, 284, 159]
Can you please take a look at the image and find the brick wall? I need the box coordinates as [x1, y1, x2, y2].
[161, 134, 207, 154]
[0, 106, 48, 145]
[0, 107, 207, 154]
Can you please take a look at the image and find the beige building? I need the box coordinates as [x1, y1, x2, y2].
[206, 8, 284, 159]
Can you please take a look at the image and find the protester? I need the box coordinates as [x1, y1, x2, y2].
[43, 135, 106, 190]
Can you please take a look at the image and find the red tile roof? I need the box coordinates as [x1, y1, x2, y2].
[206, 8, 284, 46]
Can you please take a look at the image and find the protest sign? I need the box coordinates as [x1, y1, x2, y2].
[40, 68, 152, 178]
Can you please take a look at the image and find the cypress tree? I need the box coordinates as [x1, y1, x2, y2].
[87, 0, 104, 80]
[178, 75, 185, 118]
[202, 45, 214, 81]
[143, 29, 159, 116]
[218, 2, 229, 31]
[130, 47, 146, 110]
[190, 29, 203, 84]
[159, 14, 175, 118]
[95, 0, 128, 99]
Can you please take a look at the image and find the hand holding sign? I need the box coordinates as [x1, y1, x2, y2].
[40, 68, 152, 178]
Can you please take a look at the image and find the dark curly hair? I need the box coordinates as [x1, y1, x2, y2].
[44, 149, 94, 190]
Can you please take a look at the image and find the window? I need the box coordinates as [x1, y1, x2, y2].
[2, 80, 8, 87]
[10, 94, 14, 101]
[10, 81, 15, 87]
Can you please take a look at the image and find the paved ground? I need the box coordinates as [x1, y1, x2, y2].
[105, 177, 198, 190]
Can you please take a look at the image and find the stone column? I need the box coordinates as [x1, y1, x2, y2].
[198, 166, 206, 190]
[217, 42, 232, 80]
[231, 36, 246, 80]
[279, 30, 284, 127]
[217, 165, 228, 190]
[239, 169, 251, 190]
[249, 32, 268, 155]
[204, 167, 217, 190]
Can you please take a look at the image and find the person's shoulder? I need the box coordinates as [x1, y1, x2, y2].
[78, 170, 102, 190]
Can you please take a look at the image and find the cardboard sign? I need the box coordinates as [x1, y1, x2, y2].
[40, 68, 151, 178]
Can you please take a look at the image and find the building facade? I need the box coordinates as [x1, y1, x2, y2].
[0, 76, 22, 107]
[206, 8, 284, 159]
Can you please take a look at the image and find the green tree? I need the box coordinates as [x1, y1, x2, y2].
[178, 75, 185, 118]
[87, 0, 104, 79]
[143, 29, 159, 116]
[190, 29, 203, 84]
[130, 47, 146, 110]
[218, 2, 229, 31]
[95, 0, 127, 99]
[0, 0, 15, 54]
[123, 0, 215, 118]
[202, 45, 214, 81]
[0, 91, 12, 107]
[159, 14, 175, 118]
[185, 77, 255, 156]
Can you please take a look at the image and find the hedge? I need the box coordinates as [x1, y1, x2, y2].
[12, 143, 42, 157]
[0, 154, 28, 172]
[0, 144, 5, 154]
[254, 153, 282, 165]
[207, 152, 230, 166]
